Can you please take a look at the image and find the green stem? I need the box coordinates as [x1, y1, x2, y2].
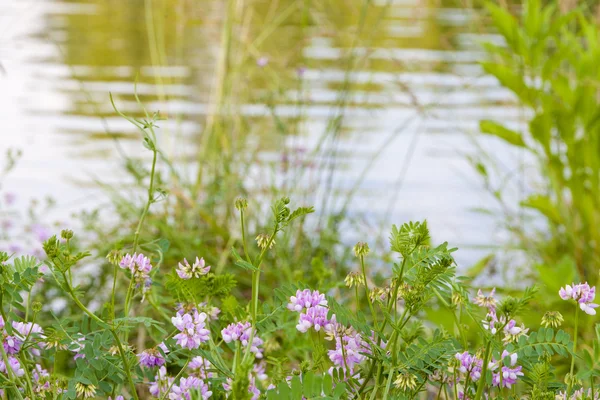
[240, 209, 251, 264]
[111, 262, 118, 320]
[159, 358, 191, 400]
[567, 305, 580, 395]
[474, 340, 492, 400]
[360, 255, 377, 329]
[132, 148, 158, 254]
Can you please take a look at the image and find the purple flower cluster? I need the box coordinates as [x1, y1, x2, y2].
[176, 257, 211, 280]
[120, 253, 153, 297]
[221, 322, 264, 358]
[168, 376, 212, 400]
[138, 347, 167, 368]
[172, 310, 211, 349]
[288, 290, 373, 378]
[559, 282, 599, 315]
[149, 366, 212, 400]
[188, 356, 213, 379]
[473, 288, 528, 342]
[287, 289, 327, 312]
[12, 320, 45, 356]
[489, 351, 523, 388]
[455, 351, 483, 381]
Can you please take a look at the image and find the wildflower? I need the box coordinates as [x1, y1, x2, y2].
[394, 372, 418, 391]
[176, 257, 210, 279]
[0, 356, 24, 377]
[2, 335, 21, 355]
[119, 253, 152, 284]
[327, 329, 367, 374]
[108, 397, 125, 400]
[559, 282, 599, 315]
[473, 288, 497, 311]
[75, 382, 96, 398]
[296, 305, 329, 333]
[353, 242, 370, 257]
[344, 272, 365, 288]
[168, 376, 212, 400]
[138, 347, 166, 368]
[188, 356, 213, 379]
[503, 319, 528, 343]
[12, 321, 45, 355]
[221, 322, 264, 358]
[172, 311, 211, 349]
[490, 350, 523, 388]
[287, 289, 327, 312]
[541, 311, 564, 328]
[235, 197, 248, 211]
[455, 351, 483, 381]
[255, 234, 275, 250]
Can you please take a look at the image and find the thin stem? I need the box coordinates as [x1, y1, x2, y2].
[240, 209, 251, 263]
[111, 262, 118, 320]
[160, 358, 191, 400]
[474, 340, 492, 400]
[567, 305, 580, 394]
[132, 148, 158, 254]
[360, 255, 377, 329]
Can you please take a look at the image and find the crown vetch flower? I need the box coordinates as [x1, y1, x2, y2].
[172, 311, 210, 349]
[490, 350, 523, 388]
[188, 356, 213, 379]
[221, 322, 264, 358]
[168, 376, 212, 400]
[559, 282, 598, 315]
[455, 351, 483, 381]
[296, 305, 329, 333]
[473, 288, 497, 311]
[138, 347, 166, 368]
[176, 257, 210, 280]
[287, 289, 327, 312]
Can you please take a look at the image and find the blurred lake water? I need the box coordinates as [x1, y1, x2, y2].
[0, 0, 523, 266]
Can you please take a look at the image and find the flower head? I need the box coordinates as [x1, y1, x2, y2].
[559, 282, 598, 315]
[138, 347, 166, 368]
[287, 289, 327, 312]
[473, 288, 497, 311]
[172, 311, 211, 349]
[75, 382, 96, 399]
[176, 257, 210, 280]
[541, 311, 564, 328]
[394, 372, 418, 391]
[344, 272, 365, 288]
[221, 322, 264, 358]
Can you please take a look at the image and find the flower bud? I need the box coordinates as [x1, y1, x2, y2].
[60, 229, 73, 240]
[234, 197, 248, 211]
[353, 242, 370, 258]
[255, 234, 275, 250]
[541, 311, 564, 328]
[32, 301, 42, 313]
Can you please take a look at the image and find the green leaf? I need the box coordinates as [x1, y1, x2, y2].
[231, 247, 258, 271]
[479, 120, 526, 147]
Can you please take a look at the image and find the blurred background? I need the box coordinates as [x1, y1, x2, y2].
[0, 0, 520, 268]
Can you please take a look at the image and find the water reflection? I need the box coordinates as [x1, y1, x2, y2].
[0, 0, 521, 266]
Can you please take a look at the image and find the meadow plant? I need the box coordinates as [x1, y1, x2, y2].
[0, 191, 598, 398]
